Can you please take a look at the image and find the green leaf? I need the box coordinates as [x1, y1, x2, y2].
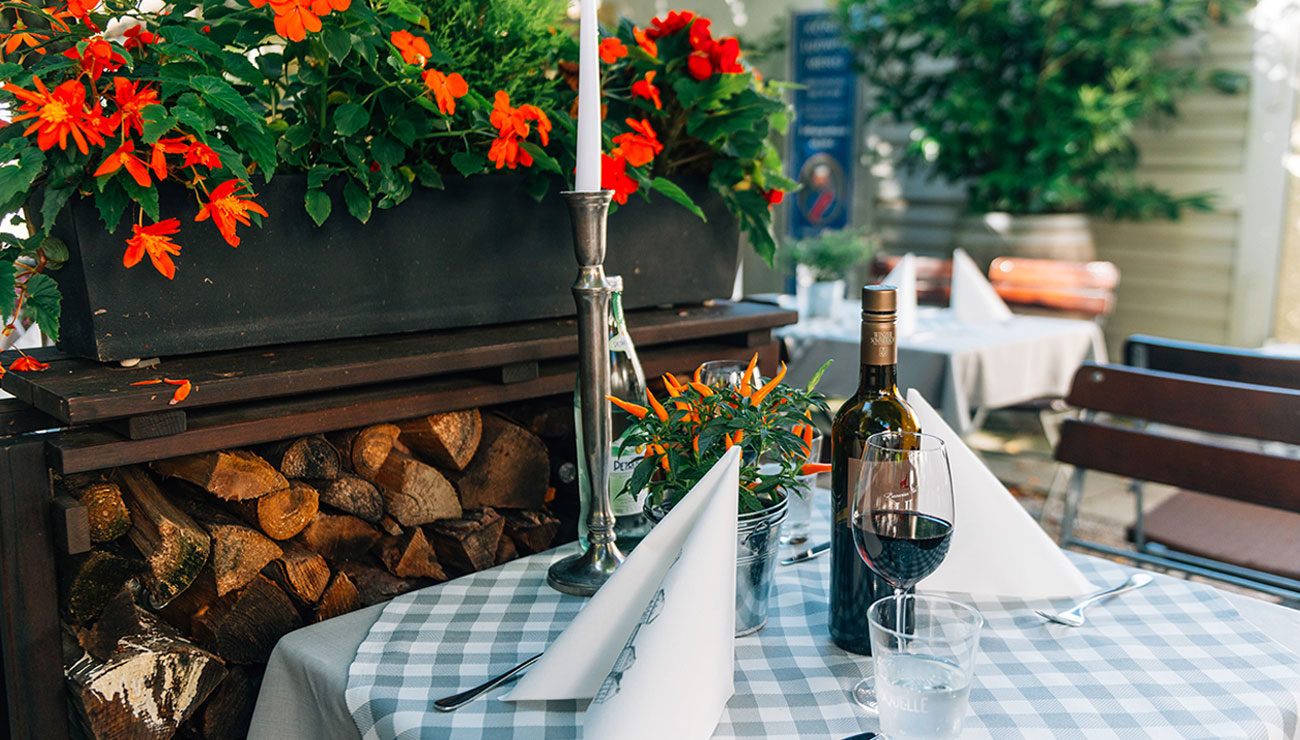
[333, 103, 369, 137]
[0, 147, 44, 209]
[623, 456, 656, 500]
[0, 62, 23, 79]
[162, 26, 222, 56]
[141, 104, 178, 144]
[231, 122, 277, 181]
[122, 178, 160, 222]
[304, 188, 332, 227]
[385, 0, 423, 24]
[221, 51, 265, 88]
[93, 179, 130, 233]
[172, 96, 216, 133]
[0, 261, 13, 316]
[371, 136, 404, 167]
[525, 173, 550, 202]
[24, 272, 61, 342]
[650, 178, 706, 221]
[412, 162, 443, 189]
[285, 124, 313, 151]
[322, 27, 351, 64]
[40, 186, 75, 233]
[519, 142, 560, 175]
[343, 179, 371, 223]
[308, 165, 335, 190]
[450, 151, 486, 177]
[191, 75, 264, 129]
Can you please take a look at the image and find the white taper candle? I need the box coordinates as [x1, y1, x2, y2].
[574, 0, 602, 192]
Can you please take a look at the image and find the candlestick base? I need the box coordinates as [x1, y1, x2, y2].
[546, 538, 625, 597]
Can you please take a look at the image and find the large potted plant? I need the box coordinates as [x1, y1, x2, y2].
[837, 0, 1243, 268]
[608, 355, 831, 634]
[0, 2, 793, 361]
[779, 228, 874, 318]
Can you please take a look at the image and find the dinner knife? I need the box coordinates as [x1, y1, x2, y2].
[780, 541, 830, 565]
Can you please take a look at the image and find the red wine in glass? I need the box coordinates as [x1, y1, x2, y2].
[853, 510, 953, 589]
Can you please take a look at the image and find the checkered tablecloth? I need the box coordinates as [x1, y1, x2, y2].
[346, 528, 1300, 739]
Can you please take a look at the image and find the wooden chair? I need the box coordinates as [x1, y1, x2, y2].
[868, 254, 952, 305]
[1055, 361, 1300, 601]
[1124, 334, 1300, 390]
[988, 257, 1119, 320]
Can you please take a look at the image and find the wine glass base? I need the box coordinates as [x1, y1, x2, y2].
[852, 675, 879, 713]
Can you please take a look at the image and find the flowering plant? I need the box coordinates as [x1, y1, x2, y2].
[608, 355, 831, 516]
[0, 1, 791, 344]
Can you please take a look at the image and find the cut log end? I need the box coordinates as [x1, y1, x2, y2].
[397, 410, 482, 472]
[428, 508, 505, 576]
[313, 572, 361, 623]
[151, 450, 288, 502]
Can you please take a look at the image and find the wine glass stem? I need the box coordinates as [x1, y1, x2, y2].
[894, 587, 906, 641]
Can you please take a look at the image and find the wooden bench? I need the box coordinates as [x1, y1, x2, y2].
[1125, 334, 1300, 390]
[988, 257, 1118, 320]
[868, 253, 952, 305]
[1055, 361, 1300, 601]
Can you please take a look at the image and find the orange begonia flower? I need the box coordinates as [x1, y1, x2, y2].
[632, 26, 657, 58]
[390, 30, 430, 66]
[612, 118, 663, 167]
[631, 70, 662, 110]
[63, 37, 125, 81]
[122, 24, 160, 50]
[4, 77, 106, 154]
[63, 0, 100, 24]
[195, 180, 268, 248]
[712, 37, 743, 74]
[182, 141, 221, 170]
[149, 136, 190, 180]
[646, 9, 695, 40]
[520, 104, 551, 146]
[257, 0, 322, 42]
[108, 77, 158, 139]
[3, 26, 49, 56]
[600, 152, 638, 205]
[488, 134, 532, 170]
[689, 17, 713, 52]
[422, 69, 468, 115]
[123, 218, 183, 279]
[598, 37, 627, 64]
[687, 50, 713, 80]
[489, 91, 529, 139]
[9, 355, 49, 372]
[93, 140, 152, 187]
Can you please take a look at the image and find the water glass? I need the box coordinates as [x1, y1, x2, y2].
[781, 431, 823, 545]
[867, 594, 982, 740]
[697, 360, 762, 390]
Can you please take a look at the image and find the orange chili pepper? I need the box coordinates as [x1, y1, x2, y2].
[739, 352, 758, 396]
[662, 373, 682, 397]
[733, 429, 744, 445]
[749, 362, 787, 406]
[674, 401, 691, 412]
[800, 462, 832, 475]
[646, 388, 669, 422]
[692, 435, 700, 454]
[693, 364, 703, 384]
[665, 372, 687, 395]
[802, 424, 814, 446]
[724, 432, 734, 449]
[688, 381, 714, 397]
[608, 395, 649, 419]
[793, 423, 804, 437]
[659, 455, 670, 472]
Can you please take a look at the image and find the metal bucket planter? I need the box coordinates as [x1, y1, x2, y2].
[647, 492, 787, 636]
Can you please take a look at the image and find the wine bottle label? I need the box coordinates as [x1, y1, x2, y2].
[609, 448, 644, 515]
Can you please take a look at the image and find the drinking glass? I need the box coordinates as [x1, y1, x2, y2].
[851, 431, 955, 709]
[697, 360, 763, 390]
[868, 594, 982, 740]
[781, 431, 824, 545]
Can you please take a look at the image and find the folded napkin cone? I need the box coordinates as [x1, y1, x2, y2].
[910, 389, 1096, 599]
[505, 447, 741, 740]
[880, 253, 918, 337]
[950, 248, 1013, 325]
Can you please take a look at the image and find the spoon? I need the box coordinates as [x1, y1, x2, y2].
[432, 653, 543, 712]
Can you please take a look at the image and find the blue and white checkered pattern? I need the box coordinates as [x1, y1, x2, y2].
[346, 522, 1300, 739]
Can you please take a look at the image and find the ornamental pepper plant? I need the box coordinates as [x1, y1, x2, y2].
[608, 354, 832, 516]
[0, 1, 792, 344]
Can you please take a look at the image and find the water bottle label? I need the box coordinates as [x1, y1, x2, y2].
[609, 448, 645, 515]
[609, 333, 632, 353]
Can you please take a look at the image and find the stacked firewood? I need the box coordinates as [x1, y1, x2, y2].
[58, 410, 563, 740]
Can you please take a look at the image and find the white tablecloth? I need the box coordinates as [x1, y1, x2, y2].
[774, 300, 1107, 433]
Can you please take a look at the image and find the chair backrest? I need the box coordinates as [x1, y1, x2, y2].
[1124, 334, 1300, 391]
[868, 254, 952, 305]
[988, 257, 1119, 318]
[1055, 363, 1300, 513]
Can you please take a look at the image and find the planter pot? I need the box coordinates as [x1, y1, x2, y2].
[647, 493, 787, 636]
[953, 212, 1094, 272]
[48, 175, 740, 361]
[801, 280, 844, 319]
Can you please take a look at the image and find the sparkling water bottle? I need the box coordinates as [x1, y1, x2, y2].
[575, 275, 651, 551]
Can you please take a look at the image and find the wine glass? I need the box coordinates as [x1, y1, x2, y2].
[850, 431, 955, 710]
[697, 360, 762, 391]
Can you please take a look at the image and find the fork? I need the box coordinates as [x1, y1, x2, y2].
[1034, 573, 1153, 626]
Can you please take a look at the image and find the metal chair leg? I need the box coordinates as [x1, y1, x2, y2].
[1059, 467, 1087, 546]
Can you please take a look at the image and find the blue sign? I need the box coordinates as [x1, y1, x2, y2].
[788, 10, 856, 240]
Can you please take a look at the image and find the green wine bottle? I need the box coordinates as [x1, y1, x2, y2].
[829, 285, 919, 654]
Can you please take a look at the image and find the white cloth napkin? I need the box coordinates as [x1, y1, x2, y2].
[909, 389, 1096, 599]
[879, 253, 918, 337]
[505, 447, 740, 740]
[950, 248, 1013, 325]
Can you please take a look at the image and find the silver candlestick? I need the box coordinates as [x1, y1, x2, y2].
[547, 189, 625, 596]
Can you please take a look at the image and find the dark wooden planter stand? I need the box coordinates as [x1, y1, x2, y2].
[0, 300, 796, 740]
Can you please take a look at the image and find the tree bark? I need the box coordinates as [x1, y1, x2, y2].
[447, 415, 549, 510]
[377, 527, 447, 581]
[190, 574, 303, 664]
[428, 508, 504, 576]
[339, 561, 426, 607]
[262, 541, 331, 604]
[61, 547, 140, 625]
[294, 511, 381, 564]
[502, 509, 562, 555]
[312, 571, 360, 623]
[111, 466, 211, 607]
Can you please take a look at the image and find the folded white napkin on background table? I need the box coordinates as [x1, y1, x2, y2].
[950, 248, 1013, 325]
[505, 447, 741, 740]
[879, 253, 918, 337]
[910, 388, 1096, 599]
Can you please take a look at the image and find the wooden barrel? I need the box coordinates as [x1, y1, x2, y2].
[953, 213, 1095, 271]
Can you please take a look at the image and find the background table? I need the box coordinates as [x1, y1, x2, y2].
[772, 298, 1107, 433]
[248, 501, 1300, 740]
